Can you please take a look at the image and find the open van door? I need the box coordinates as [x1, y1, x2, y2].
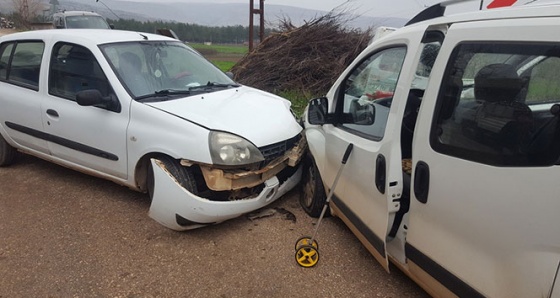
[305, 40, 421, 271]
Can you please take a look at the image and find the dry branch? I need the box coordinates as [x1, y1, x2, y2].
[231, 13, 373, 96]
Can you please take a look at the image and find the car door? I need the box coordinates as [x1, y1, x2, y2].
[408, 19, 560, 297]
[0, 40, 50, 154]
[319, 46, 412, 271]
[43, 42, 129, 179]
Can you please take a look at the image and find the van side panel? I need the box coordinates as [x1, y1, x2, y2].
[408, 18, 560, 297]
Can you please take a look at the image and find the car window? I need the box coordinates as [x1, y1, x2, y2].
[100, 41, 234, 99]
[339, 47, 406, 140]
[0, 41, 44, 90]
[49, 42, 114, 102]
[432, 42, 560, 166]
[0, 43, 13, 79]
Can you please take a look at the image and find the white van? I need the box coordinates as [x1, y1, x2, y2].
[301, 2, 560, 297]
[52, 11, 113, 29]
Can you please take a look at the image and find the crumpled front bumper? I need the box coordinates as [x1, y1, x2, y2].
[148, 158, 302, 231]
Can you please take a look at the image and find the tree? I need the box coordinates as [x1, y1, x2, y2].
[12, 0, 46, 28]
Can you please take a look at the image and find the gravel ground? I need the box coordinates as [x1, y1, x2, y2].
[0, 154, 429, 297]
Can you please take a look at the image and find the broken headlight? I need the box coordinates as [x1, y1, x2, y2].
[209, 131, 264, 166]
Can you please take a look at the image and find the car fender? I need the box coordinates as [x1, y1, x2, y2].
[304, 127, 326, 173]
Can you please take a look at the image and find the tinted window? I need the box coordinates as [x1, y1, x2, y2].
[49, 42, 113, 101]
[0, 41, 44, 89]
[432, 43, 560, 166]
[0, 42, 14, 80]
[339, 47, 406, 140]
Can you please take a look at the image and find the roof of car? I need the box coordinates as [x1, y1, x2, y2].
[0, 29, 176, 45]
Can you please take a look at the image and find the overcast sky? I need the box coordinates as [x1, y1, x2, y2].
[121, 0, 493, 20]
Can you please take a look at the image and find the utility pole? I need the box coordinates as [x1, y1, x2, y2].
[249, 0, 264, 52]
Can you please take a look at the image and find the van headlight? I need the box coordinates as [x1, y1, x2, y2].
[209, 131, 264, 165]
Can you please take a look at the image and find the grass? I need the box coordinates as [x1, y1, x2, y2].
[211, 60, 236, 72]
[277, 90, 317, 117]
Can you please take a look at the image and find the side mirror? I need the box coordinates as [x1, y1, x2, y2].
[225, 71, 234, 79]
[349, 99, 375, 125]
[109, 24, 115, 29]
[307, 97, 329, 125]
[76, 90, 121, 113]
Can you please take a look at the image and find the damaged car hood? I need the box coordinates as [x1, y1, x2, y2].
[145, 86, 302, 147]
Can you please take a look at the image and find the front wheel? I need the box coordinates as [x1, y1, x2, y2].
[146, 156, 198, 200]
[299, 154, 327, 217]
[0, 134, 17, 167]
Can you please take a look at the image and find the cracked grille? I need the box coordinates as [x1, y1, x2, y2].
[258, 134, 301, 167]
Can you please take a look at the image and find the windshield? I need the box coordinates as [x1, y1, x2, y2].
[65, 15, 111, 29]
[100, 41, 235, 100]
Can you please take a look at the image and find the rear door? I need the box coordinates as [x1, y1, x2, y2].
[409, 18, 560, 297]
[0, 40, 50, 154]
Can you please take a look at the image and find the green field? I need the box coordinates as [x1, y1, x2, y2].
[190, 43, 249, 55]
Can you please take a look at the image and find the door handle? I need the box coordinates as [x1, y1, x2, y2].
[375, 154, 386, 194]
[46, 109, 59, 117]
[414, 161, 430, 204]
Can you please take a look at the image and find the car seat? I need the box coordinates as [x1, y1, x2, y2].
[473, 63, 533, 154]
[63, 48, 96, 96]
[118, 52, 152, 97]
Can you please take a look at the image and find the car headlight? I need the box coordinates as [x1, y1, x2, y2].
[209, 131, 264, 166]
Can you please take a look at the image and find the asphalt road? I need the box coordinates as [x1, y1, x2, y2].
[0, 154, 429, 297]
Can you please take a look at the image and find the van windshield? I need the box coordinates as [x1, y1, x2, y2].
[65, 15, 111, 29]
[100, 41, 235, 100]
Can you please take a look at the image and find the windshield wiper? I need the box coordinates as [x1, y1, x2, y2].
[154, 89, 192, 95]
[135, 89, 191, 102]
[188, 81, 240, 91]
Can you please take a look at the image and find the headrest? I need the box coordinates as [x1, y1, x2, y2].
[474, 63, 523, 102]
[120, 52, 141, 71]
[65, 48, 93, 73]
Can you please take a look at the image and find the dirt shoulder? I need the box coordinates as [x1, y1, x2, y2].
[0, 28, 18, 37]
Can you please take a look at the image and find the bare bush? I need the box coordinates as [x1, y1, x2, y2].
[231, 13, 372, 96]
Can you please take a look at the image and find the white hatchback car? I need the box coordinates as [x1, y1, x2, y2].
[0, 29, 305, 230]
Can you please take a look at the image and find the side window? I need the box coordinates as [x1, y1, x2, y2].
[0, 43, 14, 80]
[432, 43, 560, 167]
[524, 57, 560, 103]
[0, 41, 44, 90]
[49, 42, 113, 101]
[339, 47, 407, 140]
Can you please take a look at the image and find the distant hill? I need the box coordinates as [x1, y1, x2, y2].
[0, 0, 407, 29]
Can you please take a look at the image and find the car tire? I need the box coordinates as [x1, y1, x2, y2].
[299, 153, 327, 217]
[147, 156, 198, 200]
[0, 134, 17, 167]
